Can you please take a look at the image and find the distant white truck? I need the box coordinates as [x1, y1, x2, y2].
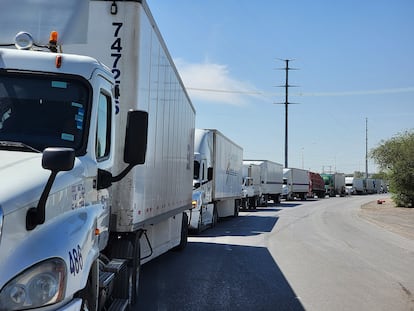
[242, 160, 283, 208]
[353, 177, 367, 194]
[366, 178, 376, 194]
[282, 168, 310, 200]
[190, 129, 243, 232]
[243, 160, 284, 206]
[345, 177, 354, 194]
[241, 162, 261, 209]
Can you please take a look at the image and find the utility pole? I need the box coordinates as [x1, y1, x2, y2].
[275, 59, 299, 168]
[365, 117, 368, 179]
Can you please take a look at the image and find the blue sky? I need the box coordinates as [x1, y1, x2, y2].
[146, 0, 414, 174]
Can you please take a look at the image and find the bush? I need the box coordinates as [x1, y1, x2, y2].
[370, 130, 414, 207]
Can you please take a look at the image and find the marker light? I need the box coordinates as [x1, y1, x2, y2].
[14, 32, 34, 50]
[55, 55, 62, 68]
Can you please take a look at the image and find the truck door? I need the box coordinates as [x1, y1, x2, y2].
[94, 81, 114, 248]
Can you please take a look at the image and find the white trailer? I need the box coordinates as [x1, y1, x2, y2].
[366, 178, 376, 194]
[241, 162, 262, 210]
[190, 129, 243, 232]
[334, 173, 346, 196]
[0, 1, 195, 310]
[243, 160, 283, 206]
[353, 177, 367, 194]
[282, 168, 310, 200]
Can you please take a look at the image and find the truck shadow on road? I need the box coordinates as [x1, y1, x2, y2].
[137, 242, 305, 311]
[278, 202, 304, 208]
[191, 214, 279, 238]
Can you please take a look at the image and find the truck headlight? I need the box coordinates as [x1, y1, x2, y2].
[0, 258, 66, 310]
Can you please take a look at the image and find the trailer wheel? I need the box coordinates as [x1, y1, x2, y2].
[275, 194, 281, 204]
[211, 206, 218, 228]
[233, 200, 240, 217]
[110, 234, 141, 306]
[196, 214, 203, 234]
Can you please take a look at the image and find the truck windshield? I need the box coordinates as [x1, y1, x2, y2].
[0, 73, 90, 153]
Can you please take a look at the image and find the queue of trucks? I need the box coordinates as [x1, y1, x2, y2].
[345, 177, 387, 195]
[0, 1, 387, 310]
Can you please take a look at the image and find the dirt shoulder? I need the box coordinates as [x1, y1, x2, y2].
[359, 197, 414, 240]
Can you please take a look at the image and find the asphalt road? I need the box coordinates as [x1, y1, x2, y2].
[136, 195, 414, 311]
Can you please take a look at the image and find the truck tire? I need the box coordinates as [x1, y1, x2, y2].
[110, 234, 141, 306]
[211, 206, 218, 228]
[248, 197, 255, 210]
[196, 212, 203, 234]
[173, 213, 188, 251]
[233, 200, 240, 217]
[241, 198, 248, 210]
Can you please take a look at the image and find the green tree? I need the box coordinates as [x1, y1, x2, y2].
[353, 171, 364, 178]
[370, 130, 414, 207]
[371, 171, 387, 180]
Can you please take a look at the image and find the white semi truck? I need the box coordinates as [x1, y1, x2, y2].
[241, 162, 261, 210]
[282, 168, 310, 200]
[0, 1, 195, 310]
[190, 129, 243, 232]
[243, 160, 284, 207]
[345, 176, 355, 195]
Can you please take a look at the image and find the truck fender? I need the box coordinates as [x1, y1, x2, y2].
[0, 204, 104, 302]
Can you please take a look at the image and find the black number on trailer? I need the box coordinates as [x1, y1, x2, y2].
[111, 22, 123, 114]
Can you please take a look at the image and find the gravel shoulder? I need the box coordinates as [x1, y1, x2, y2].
[359, 197, 414, 240]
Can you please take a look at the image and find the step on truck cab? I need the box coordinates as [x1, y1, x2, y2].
[0, 1, 195, 310]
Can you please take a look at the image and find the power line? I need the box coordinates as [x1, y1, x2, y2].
[186, 86, 414, 97]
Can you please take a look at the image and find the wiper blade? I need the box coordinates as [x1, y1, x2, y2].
[0, 141, 41, 153]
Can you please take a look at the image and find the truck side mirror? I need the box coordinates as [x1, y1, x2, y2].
[27, 147, 75, 230]
[42, 147, 76, 171]
[104, 110, 149, 188]
[124, 110, 148, 165]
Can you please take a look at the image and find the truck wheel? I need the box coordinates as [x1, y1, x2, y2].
[233, 201, 239, 217]
[211, 207, 218, 228]
[79, 267, 97, 311]
[196, 213, 203, 234]
[174, 213, 188, 251]
[275, 195, 281, 204]
[110, 235, 141, 306]
[240, 198, 247, 210]
[263, 195, 269, 206]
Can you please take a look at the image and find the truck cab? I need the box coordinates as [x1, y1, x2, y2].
[0, 36, 147, 310]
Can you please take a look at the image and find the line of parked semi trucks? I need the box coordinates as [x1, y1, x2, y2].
[189, 128, 387, 233]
